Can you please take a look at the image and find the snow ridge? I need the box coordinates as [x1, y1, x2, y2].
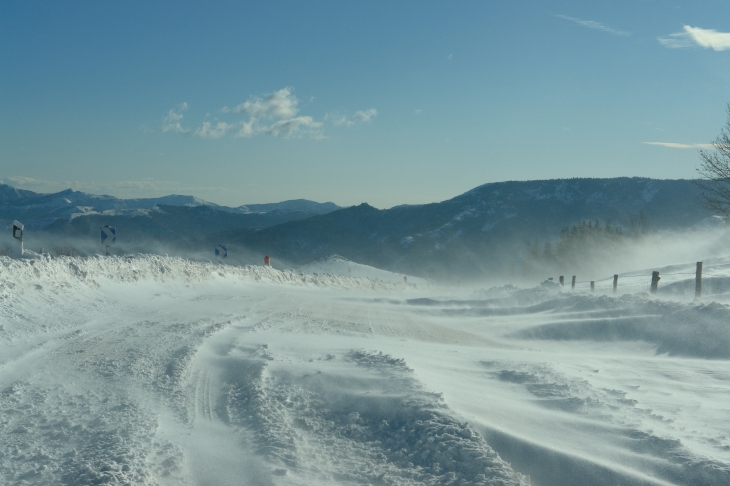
[0, 254, 430, 298]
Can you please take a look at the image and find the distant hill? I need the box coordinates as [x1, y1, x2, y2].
[0, 183, 340, 257]
[216, 178, 709, 279]
[42, 204, 333, 244]
[239, 200, 340, 214]
[0, 184, 340, 227]
[1, 179, 711, 278]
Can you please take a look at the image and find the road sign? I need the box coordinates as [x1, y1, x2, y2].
[215, 245, 227, 259]
[100, 226, 116, 245]
[12, 220, 23, 241]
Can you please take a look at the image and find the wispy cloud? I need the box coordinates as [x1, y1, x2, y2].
[235, 119, 256, 138]
[194, 121, 234, 139]
[0, 176, 235, 198]
[326, 108, 378, 127]
[162, 88, 375, 140]
[162, 103, 190, 134]
[643, 141, 715, 149]
[354, 108, 377, 122]
[659, 26, 730, 51]
[265, 116, 323, 137]
[556, 15, 630, 37]
[223, 88, 299, 119]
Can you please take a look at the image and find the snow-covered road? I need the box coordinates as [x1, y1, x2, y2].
[1, 255, 729, 485]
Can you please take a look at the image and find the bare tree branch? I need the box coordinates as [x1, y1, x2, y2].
[696, 103, 730, 218]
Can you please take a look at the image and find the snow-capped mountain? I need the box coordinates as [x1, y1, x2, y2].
[0, 184, 341, 228]
[0, 184, 341, 258]
[0, 185, 209, 225]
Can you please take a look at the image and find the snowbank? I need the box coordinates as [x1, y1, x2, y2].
[298, 254, 429, 285]
[408, 285, 730, 360]
[517, 297, 730, 359]
[499, 292, 730, 359]
[0, 254, 432, 295]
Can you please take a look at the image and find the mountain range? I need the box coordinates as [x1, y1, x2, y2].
[0, 184, 340, 253]
[0, 184, 339, 223]
[212, 178, 710, 278]
[0, 178, 712, 278]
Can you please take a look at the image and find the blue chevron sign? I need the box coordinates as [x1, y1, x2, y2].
[12, 220, 24, 241]
[100, 226, 116, 245]
[215, 245, 227, 259]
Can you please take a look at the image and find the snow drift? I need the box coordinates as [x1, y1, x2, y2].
[1, 254, 729, 485]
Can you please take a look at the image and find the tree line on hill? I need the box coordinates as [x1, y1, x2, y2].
[520, 213, 651, 278]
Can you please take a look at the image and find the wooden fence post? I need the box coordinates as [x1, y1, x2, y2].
[650, 271, 660, 294]
[613, 275, 618, 293]
[695, 262, 702, 299]
[571, 276, 576, 290]
[590, 281, 595, 292]
[559, 276, 564, 286]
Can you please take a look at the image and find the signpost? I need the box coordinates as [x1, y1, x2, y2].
[100, 226, 116, 256]
[12, 220, 24, 255]
[215, 245, 227, 261]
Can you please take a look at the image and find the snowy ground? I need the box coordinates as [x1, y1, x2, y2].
[297, 255, 429, 286]
[1, 255, 729, 485]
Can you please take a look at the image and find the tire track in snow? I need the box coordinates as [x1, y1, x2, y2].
[193, 370, 216, 423]
[1, 283, 244, 484]
[215, 342, 531, 485]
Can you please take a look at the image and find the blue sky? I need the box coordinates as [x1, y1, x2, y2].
[1, 1, 729, 208]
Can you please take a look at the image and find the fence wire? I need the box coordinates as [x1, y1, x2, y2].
[555, 268, 729, 300]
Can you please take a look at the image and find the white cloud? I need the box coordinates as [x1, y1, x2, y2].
[643, 141, 715, 149]
[235, 120, 256, 138]
[326, 108, 378, 127]
[194, 121, 234, 139]
[329, 114, 351, 127]
[557, 15, 630, 37]
[264, 116, 323, 138]
[227, 87, 299, 118]
[354, 109, 377, 122]
[659, 26, 730, 51]
[163, 89, 376, 141]
[658, 32, 696, 49]
[162, 103, 190, 134]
